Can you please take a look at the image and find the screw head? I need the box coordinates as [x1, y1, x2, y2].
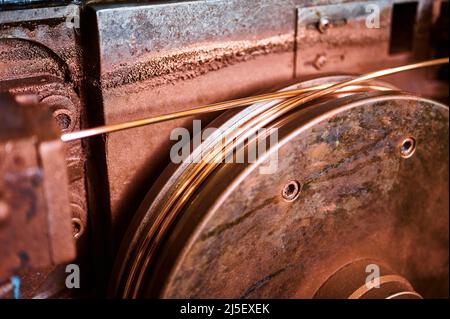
[318, 16, 331, 33]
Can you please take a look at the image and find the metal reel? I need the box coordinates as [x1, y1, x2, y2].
[110, 77, 449, 299]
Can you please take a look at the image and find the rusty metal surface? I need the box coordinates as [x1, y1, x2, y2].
[0, 94, 75, 282]
[0, 1, 72, 9]
[0, 4, 88, 248]
[0, 5, 82, 84]
[167, 95, 448, 298]
[88, 0, 444, 249]
[95, 0, 298, 80]
[295, 0, 438, 76]
[296, 1, 393, 75]
[111, 85, 448, 298]
[0, 0, 448, 299]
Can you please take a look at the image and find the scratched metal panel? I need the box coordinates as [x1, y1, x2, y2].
[295, 1, 393, 76]
[95, 0, 306, 89]
[89, 0, 435, 243]
[92, 0, 308, 240]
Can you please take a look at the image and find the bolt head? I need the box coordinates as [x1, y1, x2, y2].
[318, 16, 331, 33]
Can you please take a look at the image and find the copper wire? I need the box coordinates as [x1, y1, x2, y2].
[61, 58, 449, 142]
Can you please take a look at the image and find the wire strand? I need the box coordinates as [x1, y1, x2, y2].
[61, 58, 449, 142]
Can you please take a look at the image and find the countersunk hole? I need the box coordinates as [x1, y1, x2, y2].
[55, 113, 72, 131]
[282, 180, 302, 202]
[53, 109, 74, 132]
[399, 137, 416, 158]
[72, 218, 83, 239]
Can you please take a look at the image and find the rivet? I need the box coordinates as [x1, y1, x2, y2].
[72, 217, 84, 239]
[318, 16, 331, 33]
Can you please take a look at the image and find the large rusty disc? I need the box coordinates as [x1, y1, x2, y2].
[111, 78, 449, 298]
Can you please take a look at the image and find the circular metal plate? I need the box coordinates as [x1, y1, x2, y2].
[111, 80, 449, 299]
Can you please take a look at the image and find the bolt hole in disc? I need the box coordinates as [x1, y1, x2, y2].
[399, 137, 416, 158]
[282, 180, 302, 202]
